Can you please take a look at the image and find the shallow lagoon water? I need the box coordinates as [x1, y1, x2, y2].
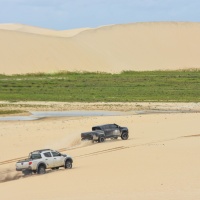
[0, 110, 125, 121]
[0, 110, 194, 121]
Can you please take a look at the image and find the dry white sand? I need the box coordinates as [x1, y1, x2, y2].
[0, 104, 200, 199]
[1, 22, 200, 74]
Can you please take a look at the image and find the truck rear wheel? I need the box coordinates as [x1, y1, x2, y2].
[37, 165, 46, 174]
[98, 136, 105, 143]
[121, 132, 129, 140]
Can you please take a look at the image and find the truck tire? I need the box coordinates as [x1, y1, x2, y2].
[65, 160, 72, 169]
[121, 132, 129, 140]
[37, 165, 46, 174]
[98, 136, 105, 143]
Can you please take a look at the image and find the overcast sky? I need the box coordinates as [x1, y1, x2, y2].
[0, 0, 199, 30]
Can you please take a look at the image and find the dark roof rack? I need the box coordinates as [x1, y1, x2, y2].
[32, 149, 52, 153]
[92, 124, 115, 127]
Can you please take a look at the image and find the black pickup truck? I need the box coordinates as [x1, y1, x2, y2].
[81, 124, 129, 143]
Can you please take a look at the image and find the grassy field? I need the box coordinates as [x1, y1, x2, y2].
[0, 110, 26, 115]
[0, 70, 200, 102]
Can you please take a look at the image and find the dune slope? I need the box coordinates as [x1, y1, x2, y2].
[1, 22, 200, 74]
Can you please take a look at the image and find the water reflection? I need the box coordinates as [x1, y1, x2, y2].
[0, 111, 124, 121]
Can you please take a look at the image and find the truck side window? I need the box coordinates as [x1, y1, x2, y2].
[92, 127, 101, 131]
[43, 152, 52, 157]
[31, 153, 42, 160]
[103, 125, 109, 130]
[52, 151, 61, 157]
[109, 124, 118, 129]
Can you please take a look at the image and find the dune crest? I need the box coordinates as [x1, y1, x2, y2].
[1, 22, 200, 74]
[0, 23, 90, 37]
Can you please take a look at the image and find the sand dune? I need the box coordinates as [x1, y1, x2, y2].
[0, 109, 200, 199]
[0, 23, 90, 37]
[1, 22, 200, 74]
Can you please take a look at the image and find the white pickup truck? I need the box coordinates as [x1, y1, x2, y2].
[16, 149, 73, 175]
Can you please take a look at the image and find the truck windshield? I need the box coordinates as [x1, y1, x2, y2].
[29, 153, 42, 160]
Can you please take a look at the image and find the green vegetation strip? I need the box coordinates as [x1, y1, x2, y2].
[0, 110, 26, 115]
[0, 70, 200, 102]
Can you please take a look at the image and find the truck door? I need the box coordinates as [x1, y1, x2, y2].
[109, 124, 120, 137]
[43, 152, 54, 168]
[102, 125, 111, 137]
[103, 125, 118, 138]
[52, 151, 64, 167]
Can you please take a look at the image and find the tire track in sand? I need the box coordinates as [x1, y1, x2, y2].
[0, 135, 183, 177]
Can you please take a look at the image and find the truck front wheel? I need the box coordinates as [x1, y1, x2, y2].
[65, 160, 72, 169]
[121, 132, 129, 140]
